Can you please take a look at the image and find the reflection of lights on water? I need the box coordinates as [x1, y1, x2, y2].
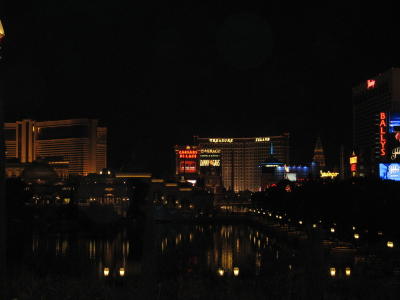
[104, 267, 110, 277]
[289, 264, 292, 270]
[345, 267, 351, 277]
[233, 267, 239, 277]
[387, 241, 394, 248]
[218, 268, 224, 276]
[354, 233, 360, 239]
[119, 267, 125, 277]
[189, 233, 193, 242]
[330, 267, 336, 277]
[258, 240, 261, 248]
[32, 236, 39, 254]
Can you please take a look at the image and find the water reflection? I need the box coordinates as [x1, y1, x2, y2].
[18, 224, 363, 287]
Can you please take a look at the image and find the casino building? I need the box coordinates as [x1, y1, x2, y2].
[195, 134, 290, 192]
[353, 68, 400, 177]
[4, 119, 107, 176]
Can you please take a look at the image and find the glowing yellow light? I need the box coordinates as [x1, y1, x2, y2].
[345, 267, 351, 277]
[119, 267, 125, 277]
[330, 228, 335, 233]
[352, 226, 356, 231]
[0, 20, 4, 39]
[349, 156, 357, 164]
[217, 267, 224, 276]
[233, 267, 239, 276]
[299, 220, 303, 225]
[313, 224, 317, 228]
[279, 216, 283, 219]
[330, 267, 336, 277]
[354, 233, 360, 239]
[103, 267, 110, 277]
[387, 241, 394, 248]
[378, 231, 383, 236]
[151, 178, 164, 183]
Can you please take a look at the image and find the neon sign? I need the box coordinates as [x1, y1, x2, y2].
[391, 147, 400, 160]
[200, 149, 221, 154]
[380, 163, 400, 181]
[349, 155, 357, 173]
[367, 79, 376, 89]
[178, 150, 198, 159]
[255, 137, 270, 142]
[320, 171, 339, 179]
[379, 112, 387, 157]
[209, 138, 233, 143]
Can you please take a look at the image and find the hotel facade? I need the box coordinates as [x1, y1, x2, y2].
[195, 134, 290, 192]
[4, 119, 107, 176]
[353, 68, 400, 177]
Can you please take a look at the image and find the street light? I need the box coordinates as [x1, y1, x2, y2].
[329, 267, 336, 277]
[387, 241, 394, 248]
[217, 267, 224, 276]
[233, 267, 240, 277]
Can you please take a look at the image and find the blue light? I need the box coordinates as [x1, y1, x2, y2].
[380, 163, 400, 181]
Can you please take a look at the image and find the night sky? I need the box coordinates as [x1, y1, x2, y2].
[3, 2, 400, 176]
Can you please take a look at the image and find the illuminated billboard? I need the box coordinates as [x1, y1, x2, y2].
[179, 161, 197, 173]
[379, 163, 400, 181]
[199, 148, 221, 168]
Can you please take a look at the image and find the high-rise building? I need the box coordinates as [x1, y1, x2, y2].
[195, 134, 290, 192]
[312, 136, 326, 168]
[4, 119, 107, 176]
[353, 68, 400, 175]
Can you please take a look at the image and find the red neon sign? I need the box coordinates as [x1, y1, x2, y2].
[178, 150, 198, 159]
[350, 164, 357, 172]
[367, 79, 376, 89]
[379, 112, 387, 156]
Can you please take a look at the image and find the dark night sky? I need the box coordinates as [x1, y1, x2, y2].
[3, 2, 400, 176]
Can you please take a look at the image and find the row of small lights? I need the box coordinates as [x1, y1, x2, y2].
[248, 208, 395, 248]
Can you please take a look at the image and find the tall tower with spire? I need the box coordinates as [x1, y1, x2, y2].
[313, 136, 326, 168]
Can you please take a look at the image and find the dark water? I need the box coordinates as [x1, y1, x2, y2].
[8, 222, 400, 299]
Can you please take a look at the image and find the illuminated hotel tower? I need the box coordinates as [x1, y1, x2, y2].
[195, 134, 290, 192]
[353, 68, 400, 175]
[4, 119, 107, 176]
